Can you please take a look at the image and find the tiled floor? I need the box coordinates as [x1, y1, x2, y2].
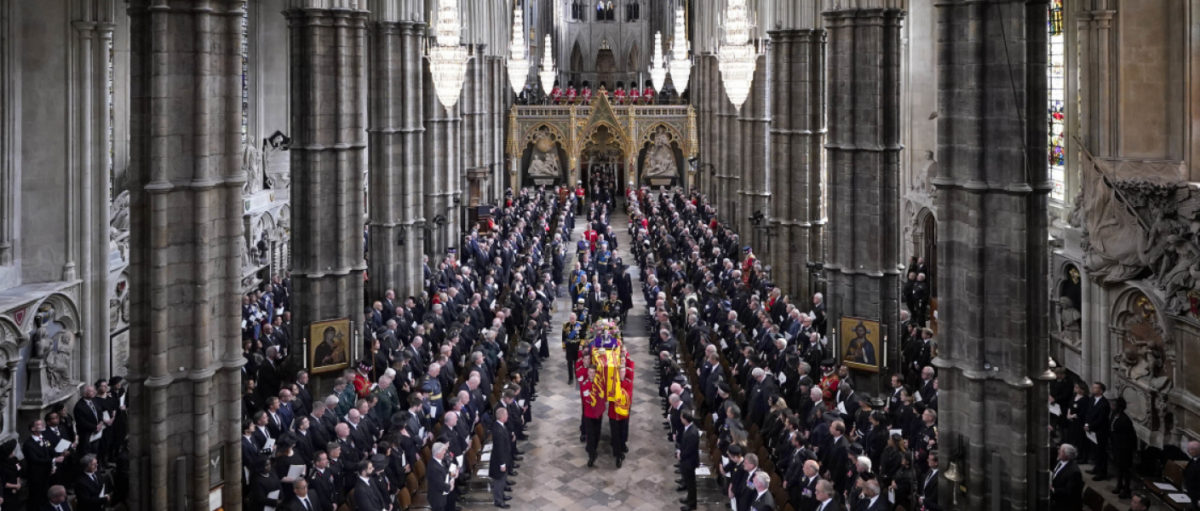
[461, 208, 727, 510]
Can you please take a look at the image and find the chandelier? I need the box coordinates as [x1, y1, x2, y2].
[669, 5, 691, 93]
[427, 0, 471, 108]
[538, 34, 556, 94]
[506, 4, 528, 94]
[649, 32, 667, 92]
[717, 0, 755, 110]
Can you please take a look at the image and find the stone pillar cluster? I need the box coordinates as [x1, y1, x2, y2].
[127, 1, 246, 508]
[367, 0, 425, 299]
[767, 28, 825, 298]
[932, 2, 1051, 509]
[423, 63, 462, 256]
[736, 52, 771, 252]
[822, 3, 904, 388]
[287, 1, 368, 355]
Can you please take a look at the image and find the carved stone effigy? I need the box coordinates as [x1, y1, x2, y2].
[1074, 156, 1200, 315]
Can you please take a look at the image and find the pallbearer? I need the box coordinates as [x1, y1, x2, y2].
[582, 365, 606, 467]
[608, 350, 634, 467]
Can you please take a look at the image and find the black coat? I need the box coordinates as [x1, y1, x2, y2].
[678, 424, 700, 469]
[74, 472, 107, 511]
[489, 421, 512, 478]
[351, 476, 387, 511]
[1085, 396, 1110, 437]
[1110, 411, 1136, 467]
[1050, 460, 1083, 511]
[427, 457, 452, 511]
[306, 467, 338, 511]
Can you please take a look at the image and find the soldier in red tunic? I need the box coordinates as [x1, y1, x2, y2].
[581, 365, 607, 467]
[607, 353, 634, 467]
[818, 359, 840, 411]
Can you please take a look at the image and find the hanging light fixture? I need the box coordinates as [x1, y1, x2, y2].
[427, 0, 471, 108]
[717, 0, 755, 110]
[506, 4, 528, 95]
[668, 5, 691, 93]
[538, 34, 556, 94]
[649, 31, 667, 92]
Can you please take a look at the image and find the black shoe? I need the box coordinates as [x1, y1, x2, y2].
[675, 486, 686, 492]
[616, 457, 623, 468]
[678, 497, 690, 504]
[580, 435, 586, 442]
[509, 470, 519, 477]
[675, 479, 683, 485]
[504, 495, 513, 501]
[681, 507, 693, 511]
[494, 503, 511, 508]
[514, 455, 525, 461]
[588, 457, 596, 468]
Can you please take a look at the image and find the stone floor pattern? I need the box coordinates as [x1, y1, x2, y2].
[461, 209, 726, 510]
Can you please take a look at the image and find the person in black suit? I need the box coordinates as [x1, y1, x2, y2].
[490, 407, 513, 508]
[24, 420, 62, 509]
[1186, 441, 1200, 506]
[350, 460, 386, 511]
[1110, 397, 1136, 499]
[427, 442, 454, 511]
[1085, 382, 1111, 479]
[677, 409, 700, 511]
[282, 478, 319, 511]
[73, 386, 102, 456]
[749, 471, 776, 510]
[1050, 443, 1084, 511]
[821, 420, 850, 493]
[73, 454, 108, 511]
[814, 479, 838, 511]
[307, 450, 338, 511]
[919, 450, 941, 511]
[791, 459, 821, 511]
[43, 485, 72, 511]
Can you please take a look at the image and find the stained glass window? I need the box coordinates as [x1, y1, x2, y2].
[1047, 0, 1065, 202]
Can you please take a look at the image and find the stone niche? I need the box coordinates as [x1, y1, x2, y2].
[17, 294, 81, 432]
[1108, 286, 1175, 447]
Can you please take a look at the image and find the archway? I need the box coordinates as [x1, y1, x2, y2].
[580, 124, 625, 206]
[569, 41, 584, 87]
[596, 49, 616, 90]
[921, 211, 937, 297]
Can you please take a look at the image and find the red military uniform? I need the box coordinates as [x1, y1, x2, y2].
[819, 372, 840, 410]
[614, 88, 627, 104]
[642, 86, 655, 104]
[551, 86, 563, 103]
[628, 88, 640, 105]
[566, 86, 577, 103]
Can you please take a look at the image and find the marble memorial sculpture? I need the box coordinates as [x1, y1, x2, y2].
[643, 128, 677, 178]
[527, 132, 562, 178]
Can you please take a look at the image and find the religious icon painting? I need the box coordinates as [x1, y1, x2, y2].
[840, 316, 881, 373]
[309, 318, 351, 375]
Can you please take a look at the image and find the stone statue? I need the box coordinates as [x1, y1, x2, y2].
[44, 330, 73, 392]
[643, 129, 677, 178]
[1114, 339, 1171, 391]
[110, 279, 129, 327]
[109, 190, 131, 261]
[1057, 296, 1081, 345]
[243, 135, 264, 195]
[527, 133, 561, 178]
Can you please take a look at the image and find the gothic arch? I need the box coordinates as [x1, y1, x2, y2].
[36, 293, 81, 334]
[627, 41, 640, 74]
[638, 121, 683, 147]
[570, 40, 585, 80]
[520, 122, 568, 148]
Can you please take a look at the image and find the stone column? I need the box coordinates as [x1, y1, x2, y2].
[737, 51, 770, 254]
[127, 1, 246, 508]
[367, 0, 425, 299]
[822, 4, 903, 389]
[766, 29, 824, 298]
[462, 45, 486, 210]
[769, 27, 826, 302]
[71, 0, 117, 381]
[424, 60, 463, 256]
[287, 1, 368, 355]
[932, 2, 1050, 509]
